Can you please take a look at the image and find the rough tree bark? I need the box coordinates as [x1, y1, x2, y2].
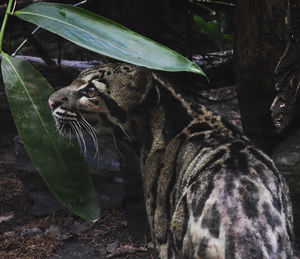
[234, 0, 288, 153]
[271, 0, 300, 132]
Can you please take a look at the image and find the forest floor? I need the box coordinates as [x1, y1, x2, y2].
[0, 152, 156, 259]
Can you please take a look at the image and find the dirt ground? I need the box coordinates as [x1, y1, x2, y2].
[0, 171, 156, 259]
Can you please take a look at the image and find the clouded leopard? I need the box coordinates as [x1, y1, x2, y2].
[48, 63, 293, 258]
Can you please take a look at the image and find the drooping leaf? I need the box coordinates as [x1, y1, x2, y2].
[1, 52, 100, 222]
[193, 15, 224, 50]
[14, 2, 206, 77]
[193, 13, 233, 51]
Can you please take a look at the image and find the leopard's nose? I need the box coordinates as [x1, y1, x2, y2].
[48, 99, 62, 110]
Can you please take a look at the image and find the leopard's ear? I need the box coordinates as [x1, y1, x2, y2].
[129, 66, 154, 104]
[126, 68, 163, 112]
[109, 65, 155, 111]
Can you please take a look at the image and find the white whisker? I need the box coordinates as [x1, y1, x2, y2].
[52, 112, 100, 161]
[79, 116, 99, 159]
[71, 122, 87, 159]
[113, 135, 124, 160]
[118, 123, 131, 142]
[74, 121, 88, 159]
[70, 123, 80, 146]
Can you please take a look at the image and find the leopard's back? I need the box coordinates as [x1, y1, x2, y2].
[140, 113, 293, 258]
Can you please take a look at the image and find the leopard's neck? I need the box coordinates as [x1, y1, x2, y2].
[125, 87, 192, 154]
[125, 74, 234, 155]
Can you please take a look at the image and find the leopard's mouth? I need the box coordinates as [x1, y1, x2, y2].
[52, 107, 81, 136]
[51, 107, 99, 158]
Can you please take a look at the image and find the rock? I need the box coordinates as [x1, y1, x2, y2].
[69, 220, 90, 234]
[0, 134, 12, 148]
[106, 241, 119, 253]
[20, 227, 43, 238]
[272, 129, 300, 176]
[3, 231, 15, 237]
[13, 136, 37, 173]
[29, 191, 64, 216]
[0, 91, 10, 110]
[97, 183, 126, 209]
[51, 242, 105, 259]
[0, 212, 14, 223]
[84, 135, 120, 174]
[45, 225, 69, 240]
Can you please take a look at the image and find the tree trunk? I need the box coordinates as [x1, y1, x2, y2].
[270, 0, 300, 132]
[234, 0, 288, 153]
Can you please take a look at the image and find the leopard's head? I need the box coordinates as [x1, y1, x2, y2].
[48, 63, 154, 139]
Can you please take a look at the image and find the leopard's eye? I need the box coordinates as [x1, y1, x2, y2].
[79, 83, 99, 98]
[87, 86, 97, 98]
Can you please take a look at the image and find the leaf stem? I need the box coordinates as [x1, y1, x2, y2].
[12, 0, 87, 56]
[0, 0, 14, 51]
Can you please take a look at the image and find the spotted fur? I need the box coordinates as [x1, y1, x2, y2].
[49, 63, 293, 258]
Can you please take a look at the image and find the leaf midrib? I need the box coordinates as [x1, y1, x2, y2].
[4, 55, 67, 168]
[15, 10, 197, 71]
[15, 10, 142, 58]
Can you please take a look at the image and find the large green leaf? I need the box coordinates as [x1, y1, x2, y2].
[14, 2, 205, 76]
[1, 52, 100, 222]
